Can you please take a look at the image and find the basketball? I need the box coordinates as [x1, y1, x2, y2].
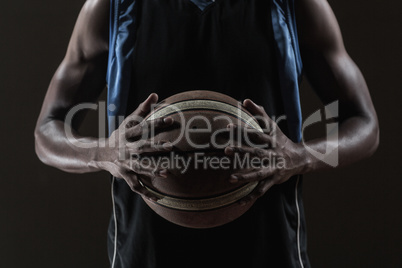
[139, 90, 262, 228]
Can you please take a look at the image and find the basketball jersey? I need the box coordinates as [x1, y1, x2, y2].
[106, 0, 310, 267]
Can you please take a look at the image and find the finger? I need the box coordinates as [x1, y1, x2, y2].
[135, 93, 159, 117]
[121, 172, 160, 201]
[125, 116, 174, 139]
[229, 168, 274, 183]
[224, 145, 274, 159]
[242, 99, 270, 120]
[226, 124, 272, 147]
[127, 140, 174, 155]
[238, 179, 275, 206]
[127, 160, 169, 179]
[124, 94, 159, 128]
[242, 99, 274, 133]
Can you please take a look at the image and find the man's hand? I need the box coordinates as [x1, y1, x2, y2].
[225, 99, 308, 205]
[94, 94, 174, 201]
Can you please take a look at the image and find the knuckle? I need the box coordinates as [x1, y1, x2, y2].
[123, 130, 131, 139]
[157, 117, 166, 125]
[255, 149, 265, 157]
[125, 178, 135, 188]
[140, 107, 147, 115]
[230, 146, 239, 153]
[245, 195, 256, 203]
[138, 103, 148, 114]
[253, 132, 263, 140]
[140, 122, 149, 134]
[124, 121, 132, 129]
[125, 120, 137, 129]
[117, 166, 127, 176]
[131, 162, 141, 172]
[136, 164, 143, 172]
[135, 147, 144, 154]
[136, 143, 146, 152]
[261, 133, 272, 144]
[236, 174, 244, 180]
[255, 188, 265, 197]
[150, 118, 163, 129]
[130, 182, 142, 192]
[136, 141, 151, 154]
[256, 171, 265, 179]
[138, 118, 147, 127]
[129, 184, 138, 192]
[276, 168, 286, 177]
[237, 147, 245, 154]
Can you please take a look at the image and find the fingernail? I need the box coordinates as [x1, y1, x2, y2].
[225, 147, 234, 154]
[163, 117, 173, 124]
[149, 197, 158, 202]
[163, 142, 173, 150]
[159, 169, 168, 178]
[230, 175, 239, 183]
[243, 99, 252, 105]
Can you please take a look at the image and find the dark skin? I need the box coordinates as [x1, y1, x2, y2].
[35, 0, 379, 204]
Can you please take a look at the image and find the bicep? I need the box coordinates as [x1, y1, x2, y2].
[37, 0, 109, 129]
[296, 0, 375, 120]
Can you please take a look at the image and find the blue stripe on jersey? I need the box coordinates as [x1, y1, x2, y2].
[271, 0, 303, 142]
[106, 0, 137, 134]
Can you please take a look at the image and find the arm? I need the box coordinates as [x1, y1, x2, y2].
[34, 0, 110, 173]
[34, 0, 173, 200]
[296, 0, 379, 170]
[225, 0, 379, 203]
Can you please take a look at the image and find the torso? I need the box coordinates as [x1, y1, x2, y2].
[126, 0, 285, 123]
[110, 1, 309, 267]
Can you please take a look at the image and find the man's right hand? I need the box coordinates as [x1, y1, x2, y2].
[94, 94, 174, 201]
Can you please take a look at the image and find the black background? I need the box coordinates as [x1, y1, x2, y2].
[0, 0, 401, 267]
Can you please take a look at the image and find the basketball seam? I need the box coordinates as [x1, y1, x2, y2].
[150, 108, 257, 129]
[146, 99, 262, 131]
[153, 98, 253, 116]
[142, 181, 258, 211]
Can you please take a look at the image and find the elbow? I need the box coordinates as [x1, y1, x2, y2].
[34, 126, 51, 166]
[365, 116, 380, 158]
[370, 122, 380, 156]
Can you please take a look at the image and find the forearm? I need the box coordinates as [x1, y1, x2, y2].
[300, 112, 379, 174]
[298, 38, 379, 173]
[35, 119, 102, 174]
[34, 0, 113, 174]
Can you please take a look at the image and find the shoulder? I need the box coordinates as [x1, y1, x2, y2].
[295, 0, 344, 53]
[78, 0, 110, 44]
[66, 0, 110, 61]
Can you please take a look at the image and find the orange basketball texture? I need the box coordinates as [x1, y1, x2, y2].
[139, 90, 262, 228]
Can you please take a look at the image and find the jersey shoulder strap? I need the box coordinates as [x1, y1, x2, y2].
[272, 0, 303, 142]
[106, 0, 137, 134]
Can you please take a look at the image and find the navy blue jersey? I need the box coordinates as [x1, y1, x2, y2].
[106, 0, 309, 267]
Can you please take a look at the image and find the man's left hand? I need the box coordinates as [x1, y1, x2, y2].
[224, 99, 308, 205]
